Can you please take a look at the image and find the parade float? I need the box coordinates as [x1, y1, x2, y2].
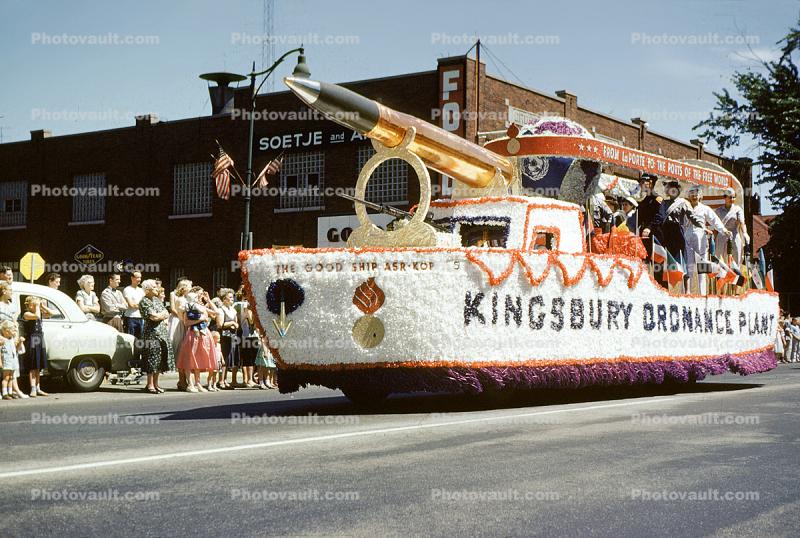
[239, 77, 778, 404]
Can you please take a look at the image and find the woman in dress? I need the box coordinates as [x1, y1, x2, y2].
[776, 319, 786, 362]
[784, 317, 794, 362]
[138, 279, 174, 394]
[234, 286, 258, 388]
[216, 288, 240, 388]
[176, 291, 218, 392]
[168, 279, 191, 389]
[22, 296, 49, 397]
[715, 188, 749, 266]
[75, 275, 101, 320]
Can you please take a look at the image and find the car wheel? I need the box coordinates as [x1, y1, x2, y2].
[67, 357, 106, 392]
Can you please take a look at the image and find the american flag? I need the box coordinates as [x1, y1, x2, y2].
[255, 154, 284, 188]
[212, 145, 234, 200]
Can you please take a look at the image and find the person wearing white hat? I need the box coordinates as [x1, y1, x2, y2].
[684, 186, 731, 294]
[715, 187, 749, 266]
[620, 196, 639, 231]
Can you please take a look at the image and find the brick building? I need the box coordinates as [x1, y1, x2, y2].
[0, 54, 754, 297]
[751, 213, 776, 255]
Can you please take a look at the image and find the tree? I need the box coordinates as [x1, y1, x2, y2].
[694, 18, 800, 308]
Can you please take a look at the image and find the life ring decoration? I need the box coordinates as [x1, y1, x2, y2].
[346, 126, 438, 247]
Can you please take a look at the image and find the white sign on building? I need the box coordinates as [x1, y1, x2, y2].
[317, 214, 394, 247]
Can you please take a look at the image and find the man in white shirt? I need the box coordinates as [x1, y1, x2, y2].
[788, 318, 800, 363]
[683, 186, 731, 294]
[122, 271, 145, 338]
[101, 273, 128, 331]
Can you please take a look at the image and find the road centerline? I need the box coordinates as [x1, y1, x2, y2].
[0, 397, 673, 479]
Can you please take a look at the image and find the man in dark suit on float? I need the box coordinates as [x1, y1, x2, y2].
[636, 174, 665, 278]
[637, 173, 663, 244]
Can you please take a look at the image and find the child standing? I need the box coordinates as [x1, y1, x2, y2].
[22, 296, 49, 397]
[255, 335, 277, 389]
[1, 320, 28, 399]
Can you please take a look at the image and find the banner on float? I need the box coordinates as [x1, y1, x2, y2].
[242, 249, 777, 368]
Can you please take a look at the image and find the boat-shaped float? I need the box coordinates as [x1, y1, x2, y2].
[240, 77, 778, 404]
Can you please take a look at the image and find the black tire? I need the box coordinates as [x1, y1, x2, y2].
[342, 387, 389, 407]
[66, 357, 106, 392]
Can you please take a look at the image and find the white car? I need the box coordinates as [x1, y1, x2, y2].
[10, 282, 136, 391]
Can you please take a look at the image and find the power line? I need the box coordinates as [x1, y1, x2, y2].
[480, 45, 509, 83]
[481, 44, 528, 88]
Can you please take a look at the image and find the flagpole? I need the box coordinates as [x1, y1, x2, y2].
[251, 150, 286, 188]
[680, 252, 687, 294]
[214, 140, 246, 187]
[232, 167, 247, 187]
[585, 200, 592, 254]
[242, 62, 258, 250]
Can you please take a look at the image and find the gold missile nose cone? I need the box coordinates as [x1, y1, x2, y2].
[283, 76, 321, 105]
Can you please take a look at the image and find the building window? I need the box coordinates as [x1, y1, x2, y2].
[278, 152, 324, 211]
[172, 162, 213, 217]
[0, 181, 27, 228]
[357, 146, 408, 204]
[71, 173, 106, 223]
[212, 267, 228, 295]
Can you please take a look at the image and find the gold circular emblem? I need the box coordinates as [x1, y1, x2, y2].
[506, 138, 521, 155]
[352, 315, 385, 348]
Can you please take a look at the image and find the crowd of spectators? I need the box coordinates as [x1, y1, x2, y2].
[0, 267, 277, 398]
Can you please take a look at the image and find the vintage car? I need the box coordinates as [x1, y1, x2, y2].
[10, 282, 136, 391]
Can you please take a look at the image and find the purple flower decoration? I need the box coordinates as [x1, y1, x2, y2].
[532, 120, 585, 136]
[518, 116, 592, 138]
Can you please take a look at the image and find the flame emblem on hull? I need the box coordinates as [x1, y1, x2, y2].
[352, 278, 386, 348]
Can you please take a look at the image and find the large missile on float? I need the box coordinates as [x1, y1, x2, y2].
[284, 76, 513, 188]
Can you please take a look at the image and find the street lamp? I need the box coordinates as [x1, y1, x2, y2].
[201, 48, 310, 251]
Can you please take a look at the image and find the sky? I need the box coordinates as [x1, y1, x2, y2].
[1, 0, 797, 212]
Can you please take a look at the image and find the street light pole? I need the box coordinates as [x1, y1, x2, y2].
[241, 47, 310, 250]
[243, 63, 257, 251]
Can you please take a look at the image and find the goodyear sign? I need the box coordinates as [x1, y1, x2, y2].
[74, 244, 104, 265]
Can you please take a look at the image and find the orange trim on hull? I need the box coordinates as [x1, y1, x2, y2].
[238, 248, 778, 371]
[271, 344, 775, 372]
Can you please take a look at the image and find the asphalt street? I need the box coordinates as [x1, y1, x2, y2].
[0, 365, 798, 538]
